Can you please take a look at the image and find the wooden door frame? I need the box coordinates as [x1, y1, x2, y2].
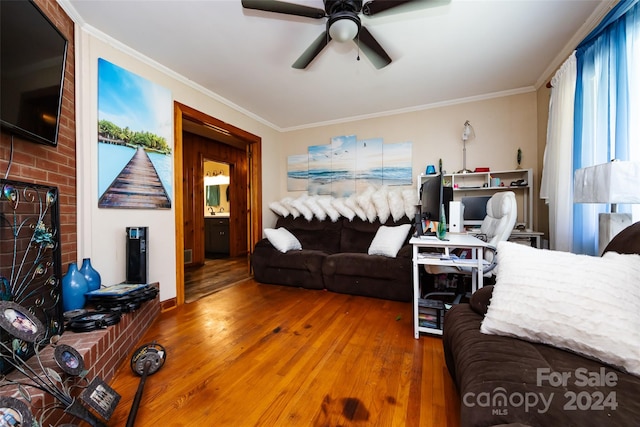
[174, 102, 262, 307]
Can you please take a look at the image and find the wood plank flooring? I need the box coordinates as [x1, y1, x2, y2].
[184, 255, 251, 303]
[107, 280, 461, 426]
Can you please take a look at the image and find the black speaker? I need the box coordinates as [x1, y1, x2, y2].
[414, 213, 423, 236]
[126, 227, 148, 284]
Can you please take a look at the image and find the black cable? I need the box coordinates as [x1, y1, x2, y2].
[3, 134, 14, 179]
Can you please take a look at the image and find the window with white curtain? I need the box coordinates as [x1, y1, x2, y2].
[542, 0, 640, 254]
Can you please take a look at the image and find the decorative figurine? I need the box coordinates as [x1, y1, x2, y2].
[517, 148, 522, 169]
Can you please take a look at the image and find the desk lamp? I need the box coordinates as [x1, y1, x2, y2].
[574, 160, 640, 254]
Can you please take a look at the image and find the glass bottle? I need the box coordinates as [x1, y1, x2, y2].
[80, 258, 101, 292]
[437, 204, 447, 240]
[62, 263, 88, 312]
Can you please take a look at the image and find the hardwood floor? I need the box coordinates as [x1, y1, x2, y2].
[184, 255, 251, 303]
[107, 280, 461, 426]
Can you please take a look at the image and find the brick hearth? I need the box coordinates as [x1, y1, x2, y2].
[3, 285, 160, 425]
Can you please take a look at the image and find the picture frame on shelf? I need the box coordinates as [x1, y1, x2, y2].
[54, 344, 85, 376]
[0, 301, 45, 343]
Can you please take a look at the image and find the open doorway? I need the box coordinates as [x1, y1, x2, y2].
[173, 102, 262, 307]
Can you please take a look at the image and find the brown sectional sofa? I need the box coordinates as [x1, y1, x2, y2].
[443, 222, 640, 426]
[252, 216, 413, 301]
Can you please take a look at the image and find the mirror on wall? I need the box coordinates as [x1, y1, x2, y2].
[204, 160, 230, 216]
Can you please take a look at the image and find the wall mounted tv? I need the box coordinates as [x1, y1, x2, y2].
[0, 0, 68, 147]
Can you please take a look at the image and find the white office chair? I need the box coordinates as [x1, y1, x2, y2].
[424, 191, 517, 290]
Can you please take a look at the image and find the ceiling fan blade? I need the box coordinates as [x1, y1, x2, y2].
[241, 0, 325, 19]
[357, 26, 391, 69]
[362, 0, 442, 17]
[292, 31, 331, 69]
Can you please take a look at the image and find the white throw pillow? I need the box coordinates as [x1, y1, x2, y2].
[318, 196, 340, 222]
[388, 190, 406, 222]
[357, 186, 377, 222]
[482, 241, 640, 376]
[291, 195, 313, 221]
[332, 198, 355, 221]
[345, 194, 367, 221]
[269, 201, 289, 217]
[367, 224, 411, 258]
[264, 228, 302, 253]
[402, 189, 419, 219]
[372, 186, 390, 223]
[304, 195, 326, 221]
[280, 197, 300, 219]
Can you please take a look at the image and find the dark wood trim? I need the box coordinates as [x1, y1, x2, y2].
[174, 104, 186, 306]
[173, 102, 262, 306]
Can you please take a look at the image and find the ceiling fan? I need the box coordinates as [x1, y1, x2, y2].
[241, 0, 431, 69]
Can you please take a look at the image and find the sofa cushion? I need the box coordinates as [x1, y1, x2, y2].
[368, 224, 412, 258]
[603, 221, 640, 255]
[322, 252, 413, 301]
[481, 241, 640, 376]
[469, 284, 493, 316]
[276, 216, 342, 253]
[340, 217, 411, 254]
[443, 303, 640, 427]
[251, 242, 327, 290]
[264, 227, 302, 253]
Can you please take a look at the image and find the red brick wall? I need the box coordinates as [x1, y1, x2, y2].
[4, 293, 161, 425]
[0, 0, 77, 267]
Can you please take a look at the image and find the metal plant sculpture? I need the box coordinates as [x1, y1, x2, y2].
[0, 314, 118, 427]
[0, 180, 64, 374]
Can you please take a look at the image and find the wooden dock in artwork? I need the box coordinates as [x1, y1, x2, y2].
[99, 146, 171, 209]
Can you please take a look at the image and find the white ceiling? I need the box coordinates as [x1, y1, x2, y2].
[61, 0, 612, 131]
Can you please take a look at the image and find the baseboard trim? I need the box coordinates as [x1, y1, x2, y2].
[161, 297, 177, 312]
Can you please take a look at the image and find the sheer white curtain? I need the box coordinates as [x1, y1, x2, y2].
[540, 53, 576, 251]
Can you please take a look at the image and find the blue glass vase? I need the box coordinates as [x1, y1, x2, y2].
[80, 258, 101, 292]
[62, 262, 88, 312]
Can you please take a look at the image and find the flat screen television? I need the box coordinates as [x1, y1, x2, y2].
[0, 0, 68, 147]
[461, 195, 492, 227]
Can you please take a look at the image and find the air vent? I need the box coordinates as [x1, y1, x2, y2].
[184, 249, 193, 264]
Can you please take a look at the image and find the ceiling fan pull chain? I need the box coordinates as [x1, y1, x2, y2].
[357, 32, 361, 62]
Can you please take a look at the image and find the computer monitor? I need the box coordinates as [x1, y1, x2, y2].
[461, 196, 492, 227]
[420, 174, 453, 221]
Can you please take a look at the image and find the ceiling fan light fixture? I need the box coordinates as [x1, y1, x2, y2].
[328, 12, 360, 43]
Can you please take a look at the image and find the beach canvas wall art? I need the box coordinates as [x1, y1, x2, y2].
[290, 135, 412, 197]
[355, 137, 383, 193]
[382, 141, 413, 186]
[97, 58, 173, 209]
[287, 154, 309, 191]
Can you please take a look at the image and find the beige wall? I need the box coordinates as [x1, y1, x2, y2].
[272, 92, 539, 227]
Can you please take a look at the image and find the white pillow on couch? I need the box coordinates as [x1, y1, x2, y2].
[368, 224, 411, 258]
[264, 228, 302, 253]
[481, 241, 640, 376]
